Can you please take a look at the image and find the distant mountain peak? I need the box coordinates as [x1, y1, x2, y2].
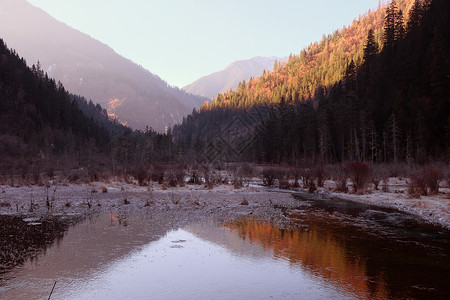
[183, 56, 286, 99]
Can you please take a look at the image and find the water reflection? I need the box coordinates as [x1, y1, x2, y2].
[223, 216, 450, 300]
[1, 205, 449, 299]
[223, 218, 386, 299]
[0, 215, 73, 275]
[51, 227, 352, 300]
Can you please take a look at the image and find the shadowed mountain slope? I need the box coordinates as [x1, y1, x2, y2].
[0, 0, 206, 131]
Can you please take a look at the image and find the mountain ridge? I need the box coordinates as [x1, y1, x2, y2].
[0, 0, 206, 132]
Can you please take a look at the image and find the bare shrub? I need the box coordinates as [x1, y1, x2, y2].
[68, 173, 80, 183]
[261, 167, 276, 186]
[422, 166, 444, 195]
[408, 173, 427, 198]
[382, 177, 390, 192]
[163, 164, 187, 187]
[240, 163, 253, 178]
[372, 177, 380, 190]
[232, 175, 243, 189]
[240, 197, 249, 205]
[204, 181, 214, 190]
[150, 164, 164, 184]
[134, 167, 148, 186]
[347, 162, 371, 194]
[331, 164, 349, 193]
[314, 165, 325, 187]
[386, 163, 408, 179]
[291, 168, 300, 188]
[370, 165, 387, 190]
[175, 167, 185, 186]
[232, 166, 244, 188]
[275, 168, 289, 189]
[188, 171, 201, 184]
[100, 186, 108, 193]
[236, 163, 253, 187]
[308, 181, 317, 193]
[202, 166, 211, 184]
[298, 168, 313, 190]
[166, 171, 178, 188]
[408, 166, 444, 197]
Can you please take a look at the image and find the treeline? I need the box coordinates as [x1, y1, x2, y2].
[1, 0, 448, 184]
[0, 37, 172, 179]
[0, 38, 110, 156]
[174, 0, 449, 165]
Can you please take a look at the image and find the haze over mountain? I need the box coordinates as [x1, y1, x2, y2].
[0, 0, 206, 131]
[183, 56, 284, 99]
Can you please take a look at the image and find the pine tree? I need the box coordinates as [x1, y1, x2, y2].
[407, 0, 422, 33]
[394, 9, 405, 42]
[363, 29, 379, 69]
[383, 0, 398, 51]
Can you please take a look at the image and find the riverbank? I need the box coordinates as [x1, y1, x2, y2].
[0, 177, 449, 229]
[317, 177, 450, 230]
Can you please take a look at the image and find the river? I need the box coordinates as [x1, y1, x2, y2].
[0, 194, 449, 299]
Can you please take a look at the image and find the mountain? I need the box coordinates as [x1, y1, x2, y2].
[183, 56, 284, 99]
[174, 0, 449, 164]
[0, 0, 206, 132]
[0, 37, 114, 172]
[202, 0, 417, 109]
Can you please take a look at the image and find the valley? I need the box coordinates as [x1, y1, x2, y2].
[0, 0, 449, 298]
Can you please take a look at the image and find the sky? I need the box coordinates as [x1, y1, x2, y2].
[28, 0, 382, 88]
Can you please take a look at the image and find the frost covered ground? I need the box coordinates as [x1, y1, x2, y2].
[0, 176, 449, 229]
[0, 180, 296, 228]
[316, 177, 450, 229]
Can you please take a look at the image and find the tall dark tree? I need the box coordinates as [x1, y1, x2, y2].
[395, 9, 405, 42]
[363, 29, 379, 70]
[383, 0, 398, 51]
[407, 0, 423, 32]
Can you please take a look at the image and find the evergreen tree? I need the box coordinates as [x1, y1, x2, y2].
[407, 0, 423, 33]
[383, 0, 398, 51]
[363, 29, 379, 69]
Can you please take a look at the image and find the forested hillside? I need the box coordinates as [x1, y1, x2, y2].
[0, 0, 206, 132]
[0, 38, 114, 173]
[201, 0, 416, 109]
[174, 0, 449, 164]
[0, 38, 175, 179]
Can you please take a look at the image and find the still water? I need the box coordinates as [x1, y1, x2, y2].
[1, 196, 449, 299]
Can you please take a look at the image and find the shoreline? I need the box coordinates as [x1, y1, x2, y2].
[0, 178, 449, 230]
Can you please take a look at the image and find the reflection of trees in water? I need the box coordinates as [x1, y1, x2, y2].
[0, 216, 73, 274]
[223, 217, 450, 300]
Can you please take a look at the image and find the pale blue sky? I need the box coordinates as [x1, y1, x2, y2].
[28, 0, 382, 88]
